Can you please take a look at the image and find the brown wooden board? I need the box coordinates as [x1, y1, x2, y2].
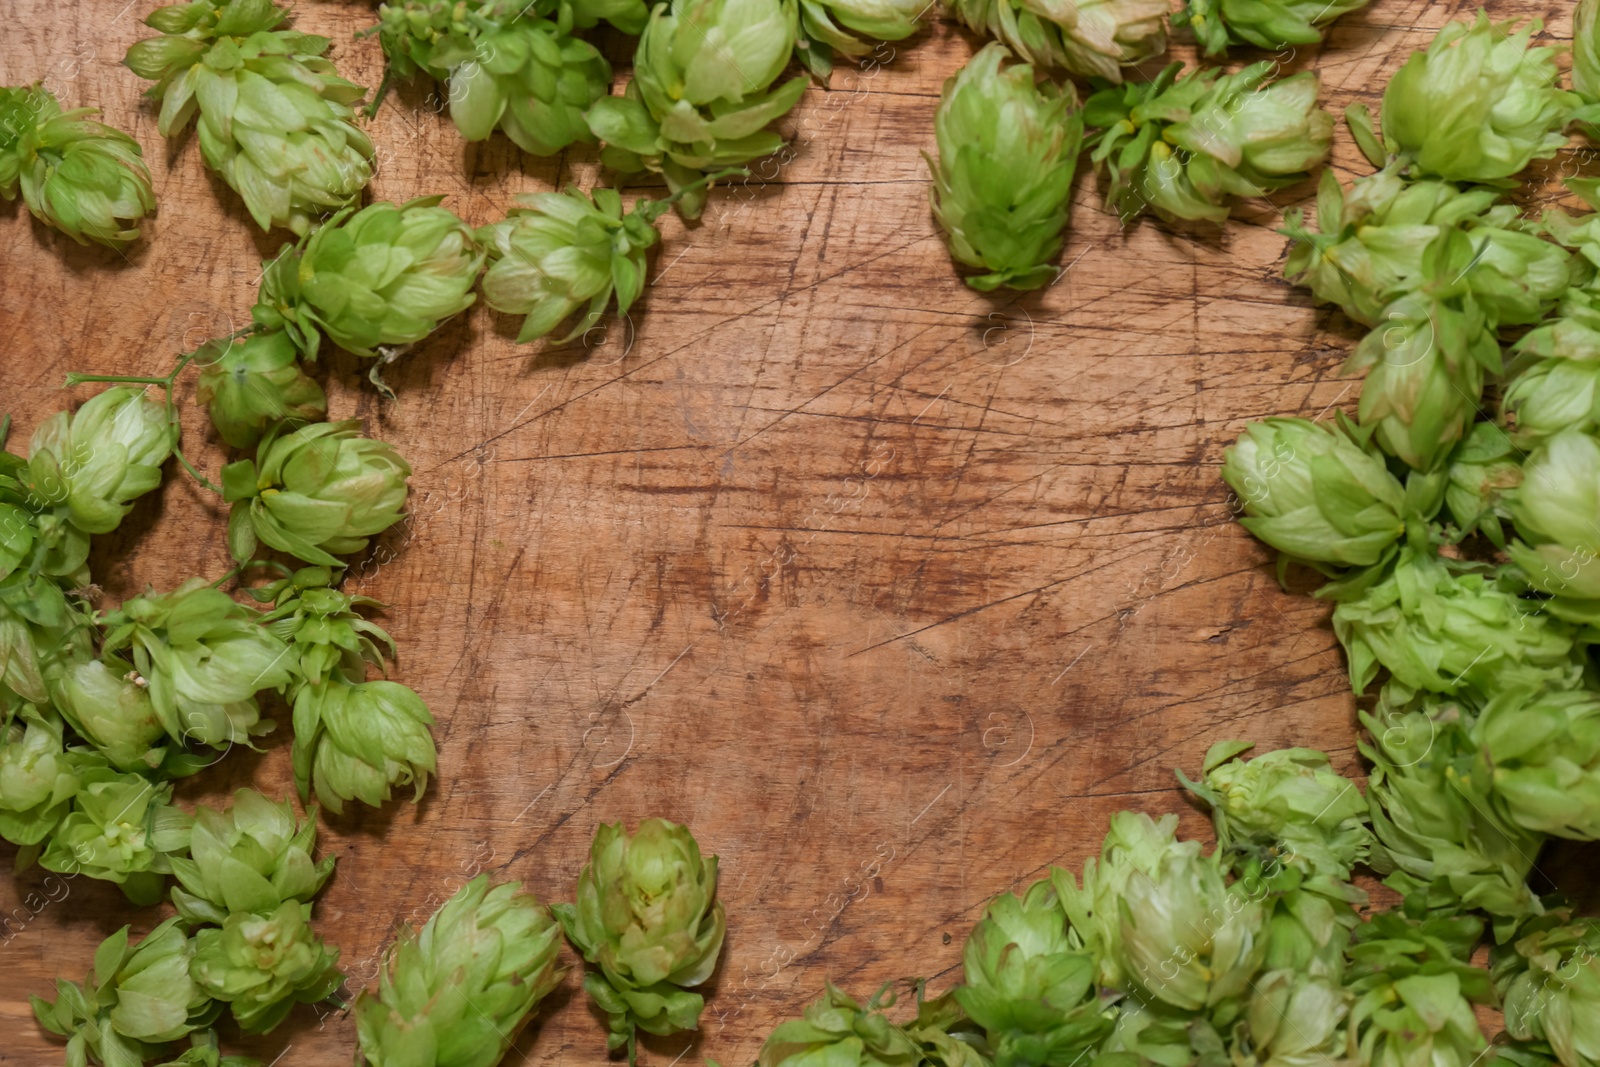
[0, 0, 1590, 1063]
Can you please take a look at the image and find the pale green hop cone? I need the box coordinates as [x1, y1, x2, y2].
[944, 0, 1167, 83]
[926, 43, 1082, 293]
[168, 787, 335, 925]
[797, 0, 925, 81]
[0, 704, 87, 848]
[194, 330, 326, 450]
[1173, 0, 1369, 55]
[757, 983, 925, 1067]
[191, 899, 343, 1033]
[38, 766, 188, 904]
[1494, 908, 1600, 1067]
[1507, 430, 1600, 602]
[0, 83, 156, 248]
[55, 653, 171, 773]
[26, 385, 176, 537]
[1443, 422, 1521, 546]
[1464, 686, 1600, 841]
[291, 678, 437, 814]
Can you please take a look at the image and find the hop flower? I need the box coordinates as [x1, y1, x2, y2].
[355, 874, 565, 1067]
[1173, 0, 1368, 55]
[124, 0, 375, 234]
[0, 571, 94, 707]
[1359, 690, 1545, 936]
[0, 705, 84, 847]
[1329, 548, 1583, 697]
[478, 186, 674, 343]
[447, 15, 611, 156]
[1577, 0, 1600, 139]
[168, 787, 335, 925]
[292, 678, 437, 814]
[32, 919, 221, 1065]
[954, 878, 1112, 1067]
[757, 983, 923, 1067]
[1494, 908, 1600, 1067]
[26, 386, 176, 536]
[1085, 61, 1332, 225]
[944, 0, 1167, 83]
[253, 196, 483, 370]
[1444, 422, 1522, 546]
[55, 654, 170, 773]
[1376, 14, 1574, 184]
[190, 899, 342, 1033]
[0, 83, 156, 248]
[553, 819, 727, 1061]
[584, 0, 807, 219]
[38, 766, 186, 904]
[194, 331, 326, 450]
[926, 44, 1082, 292]
[99, 578, 292, 752]
[1221, 416, 1406, 570]
[258, 566, 395, 688]
[796, 0, 924, 80]
[222, 420, 412, 567]
[1507, 430, 1600, 602]
[1464, 686, 1600, 841]
[1179, 741, 1371, 882]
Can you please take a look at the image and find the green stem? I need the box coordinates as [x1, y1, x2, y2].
[0, 413, 10, 449]
[211, 559, 293, 588]
[663, 166, 749, 206]
[63, 373, 171, 386]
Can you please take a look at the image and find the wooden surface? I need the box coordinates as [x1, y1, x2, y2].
[0, 0, 1589, 1063]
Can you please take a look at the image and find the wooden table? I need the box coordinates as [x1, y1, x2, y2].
[1, 0, 1584, 1062]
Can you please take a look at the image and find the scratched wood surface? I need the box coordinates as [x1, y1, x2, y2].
[1, 0, 1591, 1062]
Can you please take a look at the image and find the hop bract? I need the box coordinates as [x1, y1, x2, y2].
[223, 419, 412, 567]
[927, 44, 1082, 293]
[1221, 416, 1405, 569]
[355, 873, 565, 1067]
[253, 196, 483, 367]
[1379, 14, 1574, 184]
[554, 818, 727, 1060]
[1085, 62, 1332, 225]
[1507, 430, 1600, 601]
[32, 919, 221, 1066]
[124, 0, 375, 234]
[478, 186, 673, 343]
[0, 84, 156, 248]
[954, 877, 1111, 1067]
[797, 0, 924, 80]
[27, 385, 175, 536]
[945, 0, 1167, 83]
[169, 787, 335, 925]
[1494, 908, 1600, 1067]
[584, 0, 807, 219]
[1174, 0, 1369, 55]
[194, 330, 326, 450]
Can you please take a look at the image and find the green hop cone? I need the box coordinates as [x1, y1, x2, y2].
[355, 873, 565, 1067]
[0, 570, 94, 707]
[553, 818, 727, 1061]
[291, 678, 437, 814]
[258, 566, 396, 689]
[222, 420, 412, 567]
[445, 14, 611, 156]
[169, 787, 335, 925]
[55, 654, 171, 773]
[190, 899, 342, 1033]
[1173, 0, 1369, 55]
[953, 878, 1112, 1067]
[1359, 690, 1545, 937]
[1494, 908, 1600, 1067]
[151, 1029, 261, 1067]
[32, 919, 222, 1067]
[944, 0, 1167, 83]
[926, 44, 1082, 293]
[584, 0, 807, 220]
[253, 196, 484, 368]
[194, 330, 327, 450]
[1466, 686, 1600, 840]
[796, 0, 924, 81]
[27, 385, 176, 536]
[100, 577, 291, 752]
[477, 185, 673, 344]
[1328, 547, 1583, 697]
[124, 0, 375, 234]
[1506, 430, 1600, 602]
[1376, 14, 1574, 184]
[1221, 416, 1406, 570]
[757, 983, 926, 1067]
[38, 767, 188, 904]
[1179, 741, 1371, 882]
[0, 84, 156, 249]
[1577, 0, 1600, 139]
[0, 704, 85, 847]
[1085, 61, 1332, 225]
[1443, 422, 1521, 546]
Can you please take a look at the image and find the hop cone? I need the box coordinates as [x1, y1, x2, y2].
[1461, 686, 1600, 840]
[124, 0, 375, 234]
[0, 704, 85, 848]
[926, 44, 1082, 293]
[797, 0, 924, 80]
[292, 678, 437, 814]
[355, 873, 565, 1067]
[1085, 61, 1332, 225]
[1444, 422, 1521, 546]
[194, 330, 326, 450]
[222, 419, 412, 567]
[1174, 0, 1368, 54]
[26, 385, 176, 537]
[32, 919, 222, 1067]
[1507, 430, 1600, 603]
[1221, 415, 1405, 570]
[1378, 14, 1574, 183]
[478, 186, 672, 343]
[757, 983, 925, 1067]
[55, 653, 172, 773]
[168, 787, 335, 925]
[0, 84, 156, 248]
[253, 196, 483, 367]
[191, 899, 342, 1033]
[1494, 908, 1600, 1067]
[1577, 0, 1600, 139]
[38, 766, 187, 904]
[447, 14, 611, 155]
[945, 0, 1167, 83]
[553, 818, 727, 1061]
[954, 878, 1112, 1067]
[257, 566, 395, 689]
[584, 0, 807, 219]
[0, 571, 94, 708]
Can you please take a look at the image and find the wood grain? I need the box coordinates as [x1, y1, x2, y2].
[0, 0, 1586, 1063]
